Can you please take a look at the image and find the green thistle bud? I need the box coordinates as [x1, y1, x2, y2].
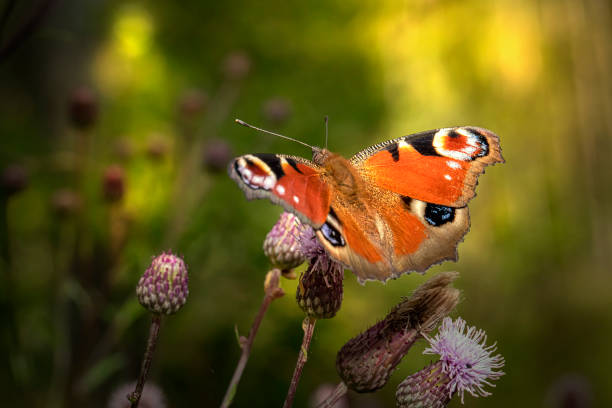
[335, 272, 460, 393]
[136, 252, 189, 315]
[263, 212, 306, 272]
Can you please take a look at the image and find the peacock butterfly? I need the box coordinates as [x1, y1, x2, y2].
[229, 122, 503, 282]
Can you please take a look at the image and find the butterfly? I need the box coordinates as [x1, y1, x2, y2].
[229, 124, 503, 282]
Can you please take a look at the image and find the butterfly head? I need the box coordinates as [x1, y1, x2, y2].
[311, 146, 332, 166]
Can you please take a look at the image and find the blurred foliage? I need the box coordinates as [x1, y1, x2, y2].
[1, 0, 611, 407]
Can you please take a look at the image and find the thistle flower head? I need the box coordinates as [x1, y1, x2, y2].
[336, 272, 460, 392]
[136, 252, 189, 315]
[423, 317, 505, 403]
[263, 212, 306, 272]
[295, 225, 344, 318]
[298, 225, 339, 272]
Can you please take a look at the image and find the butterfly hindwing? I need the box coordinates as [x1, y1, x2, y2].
[315, 182, 470, 282]
[229, 153, 331, 227]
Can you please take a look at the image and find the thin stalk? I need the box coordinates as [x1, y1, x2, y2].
[220, 269, 284, 408]
[128, 314, 162, 408]
[316, 382, 348, 408]
[283, 317, 317, 408]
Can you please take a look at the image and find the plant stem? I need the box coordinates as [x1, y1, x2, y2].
[316, 382, 348, 408]
[220, 269, 284, 408]
[128, 314, 162, 408]
[283, 317, 317, 408]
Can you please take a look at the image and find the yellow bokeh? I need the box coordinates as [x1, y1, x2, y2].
[113, 5, 153, 59]
[92, 4, 165, 96]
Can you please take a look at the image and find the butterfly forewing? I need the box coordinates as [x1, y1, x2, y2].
[351, 127, 503, 207]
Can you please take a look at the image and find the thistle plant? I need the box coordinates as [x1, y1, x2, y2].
[283, 222, 345, 408]
[295, 226, 344, 319]
[396, 317, 505, 407]
[220, 213, 295, 408]
[129, 252, 189, 408]
[318, 272, 460, 408]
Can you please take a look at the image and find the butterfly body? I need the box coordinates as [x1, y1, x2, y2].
[229, 126, 503, 282]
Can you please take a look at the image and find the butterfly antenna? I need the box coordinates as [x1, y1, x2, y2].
[235, 119, 314, 150]
[324, 115, 329, 150]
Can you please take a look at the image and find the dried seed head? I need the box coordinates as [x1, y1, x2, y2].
[263, 212, 306, 272]
[336, 272, 460, 393]
[136, 252, 189, 315]
[396, 361, 451, 408]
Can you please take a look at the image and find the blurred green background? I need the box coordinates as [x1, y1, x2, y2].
[1, 0, 611, 407]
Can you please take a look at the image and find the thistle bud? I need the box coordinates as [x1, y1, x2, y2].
[397, 317, 505, 406]
[262, 97, 292, 125]
[336, 272, 460, 393]
[263, 212, 306, 272]
[203, 139, 233, 173]
[51, 189, 82, 217]
[295, 226, 344, 319]
[68, 86, 98, 129]
[546, 374, 593, 408]
[1, 164, 28, 197]
[103, 165, 125, 202]
[178, 89, 208, 118]
[222, 51, 251, 80]
[396, 361, 450, 408]
[146, 135, 169, 161]
[136, 252, 189, 315]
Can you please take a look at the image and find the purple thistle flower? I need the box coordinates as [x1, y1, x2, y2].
[299, 225, 341, 274]
[422, 317, 505, 403]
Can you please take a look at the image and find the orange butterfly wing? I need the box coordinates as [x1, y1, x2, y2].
[352, 127, 503, 207]
[318, 126, 502, 282]
[229, 153, 331, 226]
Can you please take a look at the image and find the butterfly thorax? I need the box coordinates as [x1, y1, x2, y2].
[319, 150, 363, 199]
